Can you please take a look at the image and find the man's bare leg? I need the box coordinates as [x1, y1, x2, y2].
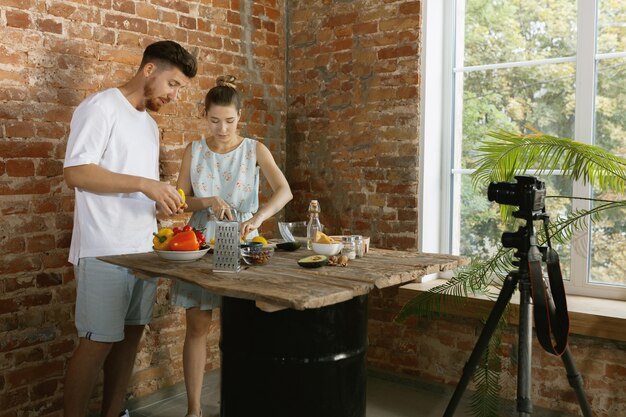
[100, 325, 145, 417]
[64, 339, 113, 417]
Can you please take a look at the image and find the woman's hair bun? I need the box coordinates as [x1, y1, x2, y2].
[216, 75, 237, 90]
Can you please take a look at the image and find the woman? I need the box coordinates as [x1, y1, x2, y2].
[172, 75, 293, 417]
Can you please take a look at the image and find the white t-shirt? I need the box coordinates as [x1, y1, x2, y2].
[64, 88, 160, 265]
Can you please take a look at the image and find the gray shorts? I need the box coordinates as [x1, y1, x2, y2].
[74, 257, 157, 343]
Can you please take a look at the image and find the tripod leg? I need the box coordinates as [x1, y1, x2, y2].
[540, 290, 595, 417]
[561, 345, 594, 415]
[517, 278, 532, 416]
[443, 273, 519, 417]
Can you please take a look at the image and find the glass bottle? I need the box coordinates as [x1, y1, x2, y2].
[306, 200, 321, 250]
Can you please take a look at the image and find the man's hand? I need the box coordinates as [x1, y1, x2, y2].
[143, 180, 185, 216]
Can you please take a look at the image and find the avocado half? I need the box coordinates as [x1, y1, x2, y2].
[276, 241, 302, 251]
[297, 255, 328, 268]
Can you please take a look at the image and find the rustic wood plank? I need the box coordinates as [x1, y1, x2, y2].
[98, 248, 468, 311]
[255, 301, 287, 313]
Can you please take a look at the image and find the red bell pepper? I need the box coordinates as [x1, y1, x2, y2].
[168, 230, 200, 251]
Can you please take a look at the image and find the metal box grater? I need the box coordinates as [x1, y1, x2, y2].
[213, 210, 241, 273]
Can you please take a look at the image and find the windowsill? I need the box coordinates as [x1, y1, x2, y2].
[398, 279, 626, 343]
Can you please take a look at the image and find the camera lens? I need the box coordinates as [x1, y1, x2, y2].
[487, 182, 519, 206]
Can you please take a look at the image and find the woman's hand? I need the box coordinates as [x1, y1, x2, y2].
[207, 196, 235, 220]
[240, 216, 263, 238]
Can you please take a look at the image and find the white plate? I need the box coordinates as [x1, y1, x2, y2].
[154, 248, 210, 262]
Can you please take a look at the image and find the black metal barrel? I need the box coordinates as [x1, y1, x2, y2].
[219, 295, 368, 417]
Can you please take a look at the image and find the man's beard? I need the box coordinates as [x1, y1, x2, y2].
[144, 83, 163, 112]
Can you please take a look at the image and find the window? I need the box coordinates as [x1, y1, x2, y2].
[420, 0, 626, 300]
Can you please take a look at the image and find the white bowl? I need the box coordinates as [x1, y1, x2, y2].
[154, 248, 210, 262]
[311, 242, 343, 256]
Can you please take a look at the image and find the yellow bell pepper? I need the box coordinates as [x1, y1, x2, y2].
[152, 227, 174, 250]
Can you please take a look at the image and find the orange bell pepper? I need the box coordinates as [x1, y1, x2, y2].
[168, 230, 200, 251]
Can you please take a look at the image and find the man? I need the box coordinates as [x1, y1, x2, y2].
[63, 40, 197, 417]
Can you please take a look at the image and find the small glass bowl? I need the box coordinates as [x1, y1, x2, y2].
[240, 247, 274, 266]
[240, 241, 263, 251]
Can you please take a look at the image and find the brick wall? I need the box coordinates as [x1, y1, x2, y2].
[285, 0, 421, 249]
[0, 0, 285, 415]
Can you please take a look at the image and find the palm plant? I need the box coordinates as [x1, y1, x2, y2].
[397, 129, 626, 417]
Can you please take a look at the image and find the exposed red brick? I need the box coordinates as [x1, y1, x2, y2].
[378, 44, 418, 60]
[5, 360, 63, 388]
[37, 18, 63, 34]
[151, 0, 190, 13]
[0, 387, 28, 410]
[0, 141, 53, 158]
[35, 159, 63, 177]
[6, 160, 35, 177]
[326, 12, 357, 27]
[179, 15, 197, 30]
[0, 255, 42, 275]
[0, 178, 51, 195]
[48, 338, 76, 358]
[400, 1, 421, 15]
[103, 14, 148, 34]
[0, 298, 20, 315]
[112, 0, 135, 14]
[6, 10, 34, 29]
[31, 379, 59, 398]
[227, 10, 240, 25]
[27, 235, 56, 253]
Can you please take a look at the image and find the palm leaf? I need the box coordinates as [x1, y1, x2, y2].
[396, 249, 514, 322]
[472, 130, 626, 193]
[470, 317, 504, 417]
[539, 200, 624, 245]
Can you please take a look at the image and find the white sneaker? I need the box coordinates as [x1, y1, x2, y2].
[119, 410, 130, 417]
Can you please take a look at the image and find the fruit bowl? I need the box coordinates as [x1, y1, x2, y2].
[311, 242, 343, 256]
[154, 248, 210, 262]
[240, 247, 274, 266]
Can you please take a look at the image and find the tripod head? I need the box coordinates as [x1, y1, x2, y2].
[488, 175, 548, 267]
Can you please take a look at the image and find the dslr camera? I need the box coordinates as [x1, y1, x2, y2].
[488, 175, 546, 218]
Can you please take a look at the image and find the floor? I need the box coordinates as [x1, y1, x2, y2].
[123, 368, 572, 417]
[124, 369, 468, 417]
[122, 370, 575, 417]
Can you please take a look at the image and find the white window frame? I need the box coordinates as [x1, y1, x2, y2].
[419, 0, 626, 300]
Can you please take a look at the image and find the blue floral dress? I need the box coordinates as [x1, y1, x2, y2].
[171, 137, 260, 310]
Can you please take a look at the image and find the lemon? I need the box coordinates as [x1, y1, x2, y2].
[315, 232, 333, 244]
[177, 188, 186, 208]
[251, 236, 268, 245]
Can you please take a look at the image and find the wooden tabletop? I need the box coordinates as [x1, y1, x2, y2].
[98, 248, 468, 311]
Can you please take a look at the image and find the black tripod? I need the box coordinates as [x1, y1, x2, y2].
[442, 217, 593, 417]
